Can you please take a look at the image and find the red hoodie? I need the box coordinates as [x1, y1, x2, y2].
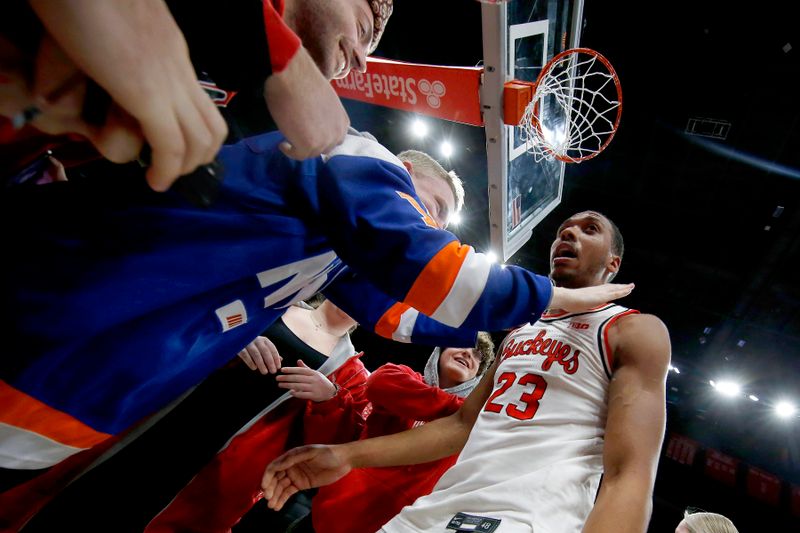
[311, 363, 464, 533]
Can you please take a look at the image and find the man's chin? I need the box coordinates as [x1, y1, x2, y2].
[550, 270, 580, 289]
[550, 269, 569, 285]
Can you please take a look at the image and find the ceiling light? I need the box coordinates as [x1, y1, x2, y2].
[440, 141, 454, 158]
[411, 119, 428, 138]
[714, 380, 741, 397]
[775, 401, 797, 419]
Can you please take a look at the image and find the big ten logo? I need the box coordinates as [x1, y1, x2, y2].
[417, 79, 446, 108]
[568, 321, 590, 330]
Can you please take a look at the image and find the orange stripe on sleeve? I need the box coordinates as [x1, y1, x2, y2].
[404, 241, 470, 316]
[374, 302, 412, 339]
[396, 192, 438, 228]
[0, 381, 111, 448]
[601, 310, 640, 372]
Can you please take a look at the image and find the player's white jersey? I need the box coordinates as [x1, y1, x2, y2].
[382, 304, 639, 533]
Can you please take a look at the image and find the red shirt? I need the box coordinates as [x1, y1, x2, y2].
[312, 363, 464, 533]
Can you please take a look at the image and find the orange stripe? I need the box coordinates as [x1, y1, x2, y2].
[375, 302, 412, 339]
[397, 192, 438, 228]
[0, 381, 111, 448]
[405, 241, 469, 315]
[601, 310, 640, 371]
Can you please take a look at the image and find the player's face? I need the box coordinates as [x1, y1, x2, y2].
[438, 347, 480, 388]
[289, 0, 373, 79]
[409, 170, 456, 230]
[549, 211, 620, 289]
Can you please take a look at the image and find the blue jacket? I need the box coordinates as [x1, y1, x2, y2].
[0, 132, 552, 468]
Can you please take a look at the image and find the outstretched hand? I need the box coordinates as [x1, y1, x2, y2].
[276, 360, 337, 402]
[550, 283, 635, 313]
[238, 336, 282, 374]
[262, 445, 351, 510]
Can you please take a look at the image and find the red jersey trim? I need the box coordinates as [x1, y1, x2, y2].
[540, 303, 615, 321]
[598, 309, 640, 377]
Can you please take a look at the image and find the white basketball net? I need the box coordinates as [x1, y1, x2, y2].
[520, 50, 621, 163]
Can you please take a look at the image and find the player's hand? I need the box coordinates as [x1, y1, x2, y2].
[265, 47, 350, 160]
[262, 444, 352, 510]
[549, 283, 635, 313]
[29, 0, 228, 191]
[238, 336, 283, 374]
[276, 360, 337, 402]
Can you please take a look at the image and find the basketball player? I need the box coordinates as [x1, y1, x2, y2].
[263, 210, 671, 533]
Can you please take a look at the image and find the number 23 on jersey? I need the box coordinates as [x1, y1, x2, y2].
[484, 372, 548, 420]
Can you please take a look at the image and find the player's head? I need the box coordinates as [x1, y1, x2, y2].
[397, 150, 464, 229]
[675, 511, 738, 533]
[438, 332, 495, 389]
[549, 210, 624, 289]
[284, 0, 393, 79]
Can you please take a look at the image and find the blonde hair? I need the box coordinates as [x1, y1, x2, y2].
[475, 332, 495, 376]
[396, 150, 464, 213]
[682, 512, 739, 533]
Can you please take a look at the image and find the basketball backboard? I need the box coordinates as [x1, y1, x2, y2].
[481, 0, 585, 261]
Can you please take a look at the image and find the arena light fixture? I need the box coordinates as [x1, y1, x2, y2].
[714, 380, 741, 397]
[411, 119, 429, 138]
[440, 141, 454, 158]
[775, 401, 797, 419]
[448, 212, 462, 226]
[486, 251, 498, 264]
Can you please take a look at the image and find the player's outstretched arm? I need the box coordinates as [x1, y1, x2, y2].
[262, 359, 500, 510]
[582, 314, 671, 533]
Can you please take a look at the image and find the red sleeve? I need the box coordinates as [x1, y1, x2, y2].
[262, 0, 302, 73]
[0, 117, 16, 144]
[366, 364, 463, 423]
[303, 356, 369, 445]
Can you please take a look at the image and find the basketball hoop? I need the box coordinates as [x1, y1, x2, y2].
[516, 48, 622, 164]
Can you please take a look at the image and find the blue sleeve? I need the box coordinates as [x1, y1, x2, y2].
[315, 135, 553, 331]
[323, 270, 477, 348]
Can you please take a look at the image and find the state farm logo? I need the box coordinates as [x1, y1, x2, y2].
[334, 72, 448, 110]
[418, 79, 446, 108]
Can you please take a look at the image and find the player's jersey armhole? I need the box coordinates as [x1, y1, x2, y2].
[597, 309, 640, 378]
